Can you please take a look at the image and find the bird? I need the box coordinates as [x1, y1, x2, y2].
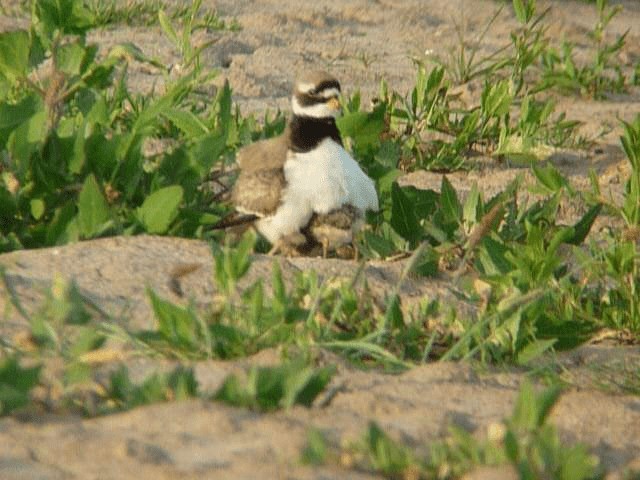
[226, 70, 379, 256]
[302, 204, 364, 258]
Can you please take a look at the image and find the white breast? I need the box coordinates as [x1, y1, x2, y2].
[285, 139, 379, 214]
[255, 139, 378, 244]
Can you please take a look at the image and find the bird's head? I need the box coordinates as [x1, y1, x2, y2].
[291, 71, 342, 119]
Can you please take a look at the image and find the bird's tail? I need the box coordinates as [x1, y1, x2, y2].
[210, 213, 259, 230]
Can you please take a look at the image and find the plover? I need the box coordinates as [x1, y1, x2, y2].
[228, 71, 379, 255]
[303, 204, 363, 258]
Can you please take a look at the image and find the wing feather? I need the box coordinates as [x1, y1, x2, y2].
[232, 168, 286, 217]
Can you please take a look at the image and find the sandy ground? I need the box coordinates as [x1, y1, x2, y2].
[2, 0, 640, 478]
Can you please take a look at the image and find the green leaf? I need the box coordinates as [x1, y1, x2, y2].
[516, 339, 557, 366]
[402, 186, 438, 221]
[163, 108, 209, 138]
[158, 9, 180, 48]
[148, 289, 200, 349]
[510, 381, 538, 430]
[67, 326, 106, 358]
[513, 0, 527, 23]
[55, 40, 87, 75]
[30, 198, 45, 220]
[336, 103, 385, 152]
[565, 203, 602, 245]
[34, 0, 95, 42]
[282, 365, 334, 408]
[384, 295, 404, 330]
[137, 185, 184, 234]
[0, 94, 42, 131]
[0, 30, 30, 85]
[390, 183, 420, 244]
[0, 356, 41, 416]
[104, 366, 197, 413]
[510, 381, 563, 431]
[363, 231, 397, 259]
[532, 164, 569, 194]
[107, 42, 165, 69]
[45, 203, 77, 245]
[77, 174, 110, 238]
[8, 110, 47, 179]
[365, 422, 413, 475]
[440, 176, 462, 225]
[463, 183, 481, 225]
[301, 429, 328, 465]
[214, 363, 334, 412]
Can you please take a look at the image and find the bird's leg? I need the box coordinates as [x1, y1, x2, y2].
[267, 241, 282, 256]
[269, 232, 306, 256]
[322, 238, 330, 259]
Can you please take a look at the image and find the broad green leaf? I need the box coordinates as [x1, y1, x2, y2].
[0, 94, 42, 130]
[374, 140, 400, 169]
[363, 231, 397, 259]
[366, 422, 413, 474]
[163, 108, 209, 138]
[0, 30, 30, 84]
[516, 338, 557, 366]
[532, 164, 569, 194]
[34, 0, 95, 42]
[0, 185, 17, 228]
[45, 203, 77, 245]
[137, 185, 183, 234]
[402, 186, 438, 221]
[390, 182, 420, 243]
[30, 198, 45, 220]
[55, 40, 86, 75]
[190, 133, 227, 176]
[336, 103, 385, 151]
[214, 363, 334, 412]
[463, 183, 481, 225]
[477, 236, 511, 275]
[67, 326, 106, 358]
[77, 174, 110, 238]
[8, 110, 47, 175]
[69, 121, 86, 174]
[148, 288, 199, 349]
[376, 168, 402, 196]
[107, 42, 165, 69]
[0, 356, 41, 416]
[481, 80, 513, 119]
[510, 381, 538, 430]
[282, 365, 334, 408]
[565, 203, 602, 245]
[384, 295, 404, 330]
[216, 80, 233, 142]
[301, 430, 328, 466]
[440, 176, 462, 224]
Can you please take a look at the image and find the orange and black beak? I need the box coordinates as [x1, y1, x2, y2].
[326, 96, 341, 112]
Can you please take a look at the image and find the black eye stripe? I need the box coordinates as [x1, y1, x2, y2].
[314, 80, 341, 93]
[297, 93, 337, 106]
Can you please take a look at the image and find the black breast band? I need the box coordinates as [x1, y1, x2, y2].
[288, 115, 343, 153]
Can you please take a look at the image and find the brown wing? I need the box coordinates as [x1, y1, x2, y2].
[232, 168, 286, 217]
[235, 130, 290, 173]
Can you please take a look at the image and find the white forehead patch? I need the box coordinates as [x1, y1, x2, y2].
[291, 96, 340, 119]
[296, 82, 316, 94]
[319, 87, 340, 99]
